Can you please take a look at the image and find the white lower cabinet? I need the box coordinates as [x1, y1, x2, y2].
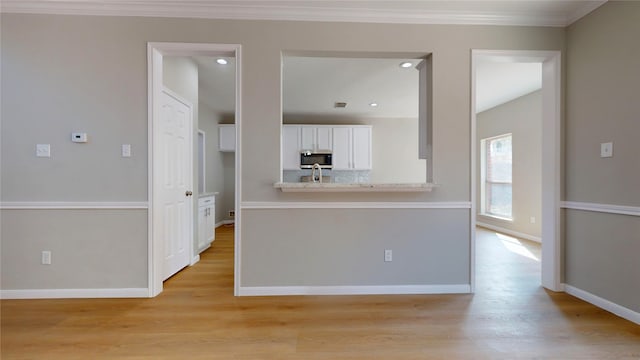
[198, 195, 215, 252]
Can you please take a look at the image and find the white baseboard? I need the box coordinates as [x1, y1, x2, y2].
[564, 284, 640, 325]
[215, 220, 234, 227]
[0, 288, 150, 299]
[476, 221, 541, 243]
[238, 284, 471, 296]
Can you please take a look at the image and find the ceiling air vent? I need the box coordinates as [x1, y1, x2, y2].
[334, 102, 347, 108]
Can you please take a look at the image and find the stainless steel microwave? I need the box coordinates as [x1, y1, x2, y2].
[300, 150, 333, 169]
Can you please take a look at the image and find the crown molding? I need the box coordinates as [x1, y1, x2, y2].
[0, 1, 607, 27]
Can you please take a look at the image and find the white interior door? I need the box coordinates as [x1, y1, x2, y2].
[159, 88, 193, 280]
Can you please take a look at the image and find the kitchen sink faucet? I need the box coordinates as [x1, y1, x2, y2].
[311, 163, 323, 183]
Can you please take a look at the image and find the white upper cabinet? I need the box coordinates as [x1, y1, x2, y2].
[331, 126, 372, 170]
[301, 126, 332, 151]
[218, 124, 236, 152]
[282, 125, 301, 170]
[283, 124, 372, 171]
[331, 127, 351, 170]
[352, 127, 372, 170]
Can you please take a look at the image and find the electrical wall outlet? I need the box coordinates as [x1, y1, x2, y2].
[42, 251, 51, 265]
[530, 216, 536, 224]
[229, 210, 235, 217]
[384, 249, 392, 262]
[36, 144, 51, 157]
[600, 142, 613, 158]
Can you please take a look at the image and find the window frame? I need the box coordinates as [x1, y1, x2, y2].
[480, 133, 513, 220]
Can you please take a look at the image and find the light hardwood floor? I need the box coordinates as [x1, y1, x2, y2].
[2, 226, 639, 359]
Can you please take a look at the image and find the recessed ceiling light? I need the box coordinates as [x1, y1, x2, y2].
[400, 62, 413, 68]
[369, 102, 378, 107]
[216, 58, 228, 65]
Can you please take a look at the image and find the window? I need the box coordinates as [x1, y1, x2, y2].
[482, 134, 512, 219]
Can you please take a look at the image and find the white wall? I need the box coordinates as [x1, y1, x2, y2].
[476, 91, 542, 239]
[370, 118, 426, 183]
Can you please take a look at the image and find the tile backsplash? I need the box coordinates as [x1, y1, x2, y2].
[283, 170, 370, 183]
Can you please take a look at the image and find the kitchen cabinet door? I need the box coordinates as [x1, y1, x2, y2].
[198, 196, 216, 252]
[316, 127, 333, 151]
[300, 127, 315, 150]
[205, 205, 215, 244]
[218, 125, 235, 152]
[332, 127, 351, 170]
[282, 125, 300, 170]
[352, 127, 372, 170]
[301, 126, 333, 151]
[197, 206, 208, 250]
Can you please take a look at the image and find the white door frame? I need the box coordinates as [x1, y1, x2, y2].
[148, 42, 242, 297]
[470, 49, 562, 292]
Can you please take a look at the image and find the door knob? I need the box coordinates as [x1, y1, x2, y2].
[185, 191, 193, 196]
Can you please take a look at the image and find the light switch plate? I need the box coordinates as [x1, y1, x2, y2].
[122, 144, 131, 157]
[36, 144, 51, 157]
[600, 142, 613, 158]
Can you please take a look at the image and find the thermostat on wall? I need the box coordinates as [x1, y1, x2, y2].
[71, 132, 88, 143]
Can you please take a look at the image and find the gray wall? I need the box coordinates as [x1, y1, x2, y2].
[1, 210, 147, 289]
[198, 102, 234, 224]
[565, 2, 640, 312]
[476, 91, 542, 238]
[0, 13, 564, 292]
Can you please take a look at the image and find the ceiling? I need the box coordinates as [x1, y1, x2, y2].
[475, 61, 542, 113]
[195, 55, 542, 119]
[283, 57, 420, 120]
[2, 1, 607, 27]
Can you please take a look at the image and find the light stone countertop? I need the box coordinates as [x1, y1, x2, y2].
[273, 182, 436, 192]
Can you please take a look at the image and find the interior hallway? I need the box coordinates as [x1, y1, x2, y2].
[1, 225, 639, 359]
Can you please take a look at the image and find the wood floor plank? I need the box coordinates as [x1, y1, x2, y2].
[2, 226, 639, 359]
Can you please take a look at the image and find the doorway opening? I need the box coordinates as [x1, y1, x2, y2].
[471, 50, 561, 293]
[148, 43, 242, 297]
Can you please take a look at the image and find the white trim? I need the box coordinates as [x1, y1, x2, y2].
[565, 285, 640, 325]
[241, 201, 471, 210]
[471, 50, 562, 293]
[561, 201, 640, 217]
[233, 46, 243, 297]
[476, 222, 542, 243]
[238, 284, 471, 296]
[0, 201, 148, 210]
[0, 288, 149, 299]
[148, 42, 242, 298]
[0, 1, 602, 27]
